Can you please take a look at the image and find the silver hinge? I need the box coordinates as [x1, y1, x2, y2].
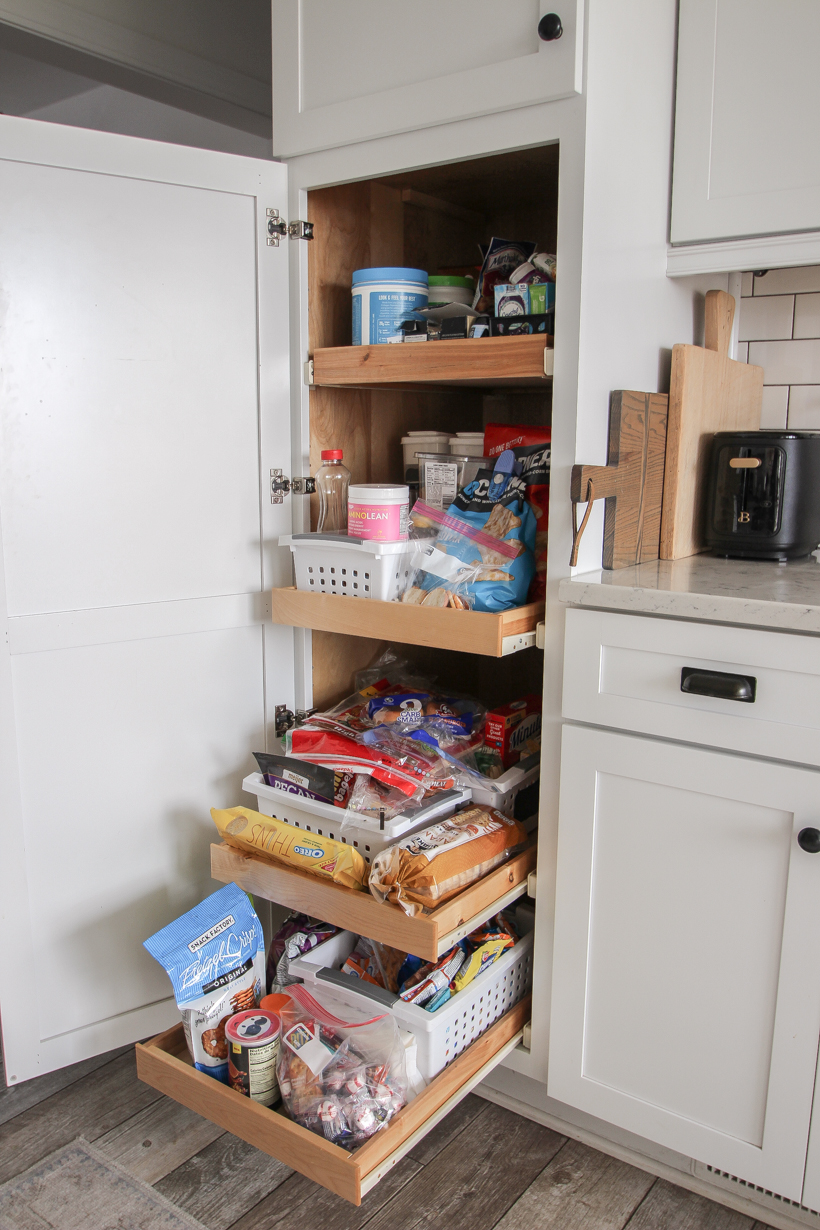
[265, 208, 314, 246]
[270, 469, 316, 504]
[275, 704, 317, 738]
[304, 359, 314, 386]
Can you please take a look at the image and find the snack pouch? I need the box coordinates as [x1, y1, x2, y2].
[369, 805, 528, 917]
[483, 428, 551, 603]
[277, 983, 407, 1150]
[143, 882, 265, 1081]
[212, 806, 368, 891]
[266, 912, 339, 994]
[342, 937, 408, 992]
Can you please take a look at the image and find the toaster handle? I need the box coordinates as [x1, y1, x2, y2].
[680, 666, 756, 703]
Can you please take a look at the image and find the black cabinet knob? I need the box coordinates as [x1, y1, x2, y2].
[798, 828, 820, 853]
[538, 12, 563, 40]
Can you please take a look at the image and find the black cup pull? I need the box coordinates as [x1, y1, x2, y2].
[538, 12, 563, 40]
[680, 667, 757, 703]
[798, 828, 820, 853]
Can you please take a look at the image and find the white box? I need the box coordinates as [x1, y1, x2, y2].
[290, 928, 534, 1079]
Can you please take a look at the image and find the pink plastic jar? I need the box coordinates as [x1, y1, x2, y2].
[347, 483, 410, 541]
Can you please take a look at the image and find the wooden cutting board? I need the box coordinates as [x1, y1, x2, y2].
[570, 389, 669, 569]
[660, 290, 763, 560]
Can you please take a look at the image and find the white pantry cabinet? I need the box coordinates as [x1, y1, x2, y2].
[271, 0, 583, 157]
[549, 724, 820, 1202]
[671, 0, 820, 245]
[0, 116, 295, 1084]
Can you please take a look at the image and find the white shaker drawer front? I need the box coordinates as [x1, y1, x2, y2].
[562, 608, 820, 766]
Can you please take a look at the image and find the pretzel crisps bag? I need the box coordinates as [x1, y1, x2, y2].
[143, 883, 265, 1081]
[369, 806, 528, 916]
[211, 806, 368, 891]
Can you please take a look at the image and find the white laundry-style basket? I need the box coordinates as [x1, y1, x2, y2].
[242, 772, 471, 864]
[469, 752, 540, 817]
[290, 927, 534, 1079]
[279, 534, 415, 601]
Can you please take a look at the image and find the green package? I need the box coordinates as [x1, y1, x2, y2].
[529, 283, 547, 313]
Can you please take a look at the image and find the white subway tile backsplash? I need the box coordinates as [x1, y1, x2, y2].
[738, 295, 794, 341]
[748, 339, 820, 385]
[753, 266, 820, 296]
[793, 293, 820, 339]
[760, 385, 789, 428]
[741, 272, 754, 297]
[787, 385, 820, 428]
[735, 341, 748, 363]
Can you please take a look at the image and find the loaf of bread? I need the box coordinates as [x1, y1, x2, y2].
[368, 806, 527, 916]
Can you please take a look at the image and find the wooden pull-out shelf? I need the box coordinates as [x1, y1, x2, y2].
[270, 588, 544, 657]
[136, 997, 529, 1206]
[312, 335, 553, 389]
[211, 841, 536, 962]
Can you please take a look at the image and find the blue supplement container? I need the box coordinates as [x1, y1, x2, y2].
[351, 267, 428, 345]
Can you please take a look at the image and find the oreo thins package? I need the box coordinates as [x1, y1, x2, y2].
[143, 883, 265, 1082]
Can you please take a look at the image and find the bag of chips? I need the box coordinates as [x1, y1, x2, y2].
[143, 883, 265, 1081]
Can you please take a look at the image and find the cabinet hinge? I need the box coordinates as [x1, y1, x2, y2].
[270, 469, 316, 504]
[265, 208, 314, 246]
[527, 870, 537, 898]
[275, 704, 317, 738]
[304, 359, 314, 386]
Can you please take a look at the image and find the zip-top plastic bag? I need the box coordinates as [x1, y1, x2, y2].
[277, 983, 407, 1150]
[143, 883, 265, 1081]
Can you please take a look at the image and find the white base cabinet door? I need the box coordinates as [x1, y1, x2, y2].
[549, 724, 820, 1201]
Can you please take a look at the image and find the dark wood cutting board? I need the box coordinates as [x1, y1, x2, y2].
[570, 389, 669, 569]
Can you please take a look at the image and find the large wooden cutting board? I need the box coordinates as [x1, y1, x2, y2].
[571, 389, 669, 569]
[660, 290, 763, 560]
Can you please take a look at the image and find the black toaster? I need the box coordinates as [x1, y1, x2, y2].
[705, 430, 820, 560]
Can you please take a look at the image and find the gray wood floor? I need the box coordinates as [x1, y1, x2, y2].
[0, 1044, 775, 1230]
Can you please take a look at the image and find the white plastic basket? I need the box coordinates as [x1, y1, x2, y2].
[279, 534, 415, 601]
[241, 772, 471, 864]
[470, 751, 540, 817]
[290, 928, 534, 1080]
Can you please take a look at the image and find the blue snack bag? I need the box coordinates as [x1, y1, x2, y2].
[144, 882, 265, 1081]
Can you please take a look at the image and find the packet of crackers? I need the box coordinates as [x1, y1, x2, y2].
[369, 805, 528, 917]
[211, 805, 368, 891]
[143, 882, 265, 1082]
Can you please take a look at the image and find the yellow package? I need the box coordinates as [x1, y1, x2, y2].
[211, 806, 367, 892]
[452, 936, 514, 993]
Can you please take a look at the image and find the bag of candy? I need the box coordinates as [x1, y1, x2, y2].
[277, 983, 408, 1150]
[266, 912, 340, 994]
[143, 883, 265, 1081]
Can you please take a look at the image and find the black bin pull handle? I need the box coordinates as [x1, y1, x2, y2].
[680, 666, 757, 703]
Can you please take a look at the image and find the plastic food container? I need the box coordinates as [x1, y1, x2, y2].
[348, 483, 409, 541]
[449, 433, 486, 457]
[352, 267, 428, 346]
[290, 928, 534, 1079]
[279, 533, 415, 601]
[401, 431, 452, 479]
[241, 772, 471, 864]
[416, 453, 490, 510]
[427, 275, 474, 307]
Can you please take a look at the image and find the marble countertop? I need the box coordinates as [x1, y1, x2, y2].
[558, 556, 820, 633]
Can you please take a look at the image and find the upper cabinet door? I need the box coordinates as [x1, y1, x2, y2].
[272, 0, 583, 158]
[0, 117, 295, 1084]
[671, 0, 820, 244]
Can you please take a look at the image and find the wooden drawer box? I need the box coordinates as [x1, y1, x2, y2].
[563, 607, 820, 766]
[136, 999, 529, 1205]
[210, 840, 537, 962]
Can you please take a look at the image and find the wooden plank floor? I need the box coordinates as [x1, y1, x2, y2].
[0, 1044, 775, 1230]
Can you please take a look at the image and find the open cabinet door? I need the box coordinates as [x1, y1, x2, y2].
[0, 116, 295, 1084]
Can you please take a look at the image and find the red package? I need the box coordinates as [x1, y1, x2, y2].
[484, 694, 542, 770]
[483, 423, 551, 458]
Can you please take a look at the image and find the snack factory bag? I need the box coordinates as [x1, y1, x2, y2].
[369, 805, 528, 917]
[143, 882, 265, 1081]
[211, 806, 368, 891]
[277, 983, 407, 1150]
[483, 427, 551, 603]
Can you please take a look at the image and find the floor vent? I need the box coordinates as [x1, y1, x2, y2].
[693, 1162, 820, 1227]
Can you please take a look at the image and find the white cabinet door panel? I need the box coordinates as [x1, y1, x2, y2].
[672, 0, 820, 243]
[272, 0, 582, 157]
[0, 117, 294, 1083]
[549, 725, 820, 1200]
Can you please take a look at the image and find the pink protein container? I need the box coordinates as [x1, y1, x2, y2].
[347, 483, 410, 541]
